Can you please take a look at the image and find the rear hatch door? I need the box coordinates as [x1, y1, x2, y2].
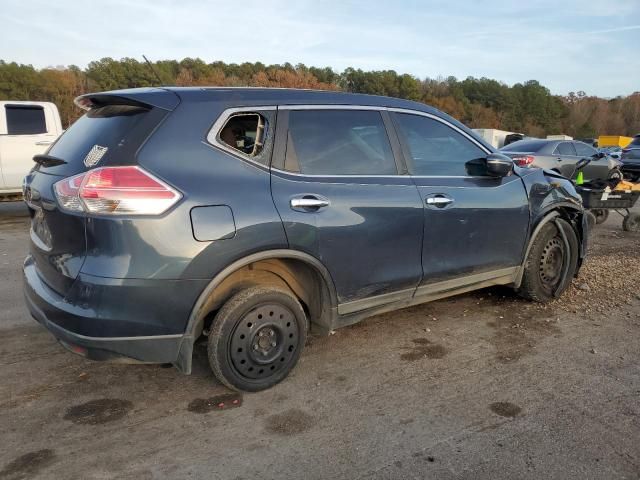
[24, 90, 177, 297]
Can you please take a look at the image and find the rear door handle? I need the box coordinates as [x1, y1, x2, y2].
[35, 141, 52, 146]
[290, 195, 330, 212]
[426, 195, 453, 208]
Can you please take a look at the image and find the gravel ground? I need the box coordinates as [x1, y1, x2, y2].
[0, 202, 639, 480]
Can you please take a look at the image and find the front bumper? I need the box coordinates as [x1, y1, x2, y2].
[23, 255, 203, 369]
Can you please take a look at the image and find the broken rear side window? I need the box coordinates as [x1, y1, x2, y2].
[218, 113, 268, 159]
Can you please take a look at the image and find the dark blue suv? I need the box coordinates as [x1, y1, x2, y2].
[23, 88, 588, 391]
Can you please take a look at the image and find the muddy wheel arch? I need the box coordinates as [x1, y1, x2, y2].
[175, 249, 338, 374]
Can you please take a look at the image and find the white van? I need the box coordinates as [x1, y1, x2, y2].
[0, 101, 63, 197]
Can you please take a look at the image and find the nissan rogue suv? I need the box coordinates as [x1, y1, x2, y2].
[23, 88, 588, 391]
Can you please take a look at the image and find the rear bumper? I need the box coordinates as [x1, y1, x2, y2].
[23, 255, 204, 369]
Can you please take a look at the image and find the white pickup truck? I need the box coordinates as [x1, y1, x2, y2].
[0, 101, 63, 197]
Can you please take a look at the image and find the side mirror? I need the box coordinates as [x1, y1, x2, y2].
[485, 153, 514, 177]
[593, 152, 606, 159]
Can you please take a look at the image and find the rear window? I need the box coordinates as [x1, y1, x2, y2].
[629, 136, 640, 147]
[500, 140, 548, 152]
[41, 104, 167, 175]
[6, 105, 47, 135]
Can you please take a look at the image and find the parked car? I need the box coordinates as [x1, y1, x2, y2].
[500, 139, 623, 180]
[23, 87, 588, 392]
[0, 101, 63, 197]
[621, 134, 640, 181]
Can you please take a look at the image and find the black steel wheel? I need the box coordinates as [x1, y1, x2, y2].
[591, 208, 609, 225]
[518, 219, 579, 302]
[208, 286, 307, 392]
[538, 237, 565, 290]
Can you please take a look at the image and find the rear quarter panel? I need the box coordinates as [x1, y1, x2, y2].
[80, 99, 288, 281]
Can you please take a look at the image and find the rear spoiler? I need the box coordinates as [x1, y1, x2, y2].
[74, 88, 180, 112]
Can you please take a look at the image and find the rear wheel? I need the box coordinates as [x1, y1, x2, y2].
[518, 219, 579, 303]
[208, 286, 307, 392]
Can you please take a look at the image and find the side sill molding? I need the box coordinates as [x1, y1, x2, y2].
[337, 266, 519, 317]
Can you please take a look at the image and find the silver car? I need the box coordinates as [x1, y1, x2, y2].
[500, 139, 623, 181]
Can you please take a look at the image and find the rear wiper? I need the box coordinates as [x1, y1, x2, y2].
[33, 154, 67, 167]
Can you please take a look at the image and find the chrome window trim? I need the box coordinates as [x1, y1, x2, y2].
[274, 104, 491, 178]
[386, 107, 491, 155]
[277, 104, 490, 155]
[205, 106, 277, 171]
[208, 104, 493, 179]
[279, 104, 383, 111]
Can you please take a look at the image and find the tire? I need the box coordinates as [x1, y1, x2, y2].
[591, 208, 609, 225]
[518, 218, 579, 303]
[608, 168, 623, 181]
[623, 213, 640, 233]
[208, 286, 308, 392]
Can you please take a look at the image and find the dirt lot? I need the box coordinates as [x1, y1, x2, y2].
[1, 202, 639, 480]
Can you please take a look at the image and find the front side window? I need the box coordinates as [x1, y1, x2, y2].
[394, 113, 486, 176]
[555, 142, 577, 156]
[574, 142, 596, 157]
[6, 105, 46, 135]
[218, 112, 269, 159]
[284, 110, 397, 175]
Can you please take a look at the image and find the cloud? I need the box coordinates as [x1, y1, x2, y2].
[0, 0, 638, 96]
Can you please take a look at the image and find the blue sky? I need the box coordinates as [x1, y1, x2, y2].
[1, 0, 638, 97]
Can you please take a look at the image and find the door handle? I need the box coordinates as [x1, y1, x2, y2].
[426, 195, 453, 208]
[290, 195, 330, 212]
[35, 141, 52, 146]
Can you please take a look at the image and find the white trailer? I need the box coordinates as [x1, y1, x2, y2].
[546, 134, 573, 141]
[472, 128, 515, 149]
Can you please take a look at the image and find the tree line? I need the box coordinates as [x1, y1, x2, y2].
[1, 58, 638, 138]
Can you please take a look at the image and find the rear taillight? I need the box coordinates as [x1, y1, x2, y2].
[54, 166, 181, 215]
[512, 155, 535, 167]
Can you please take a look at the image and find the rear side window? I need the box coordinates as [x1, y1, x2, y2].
[394, 113, 486, 176]
[555, 142, 577, 156]
[574, 142, 596, 157]
[217, 113, 270, 159]
[43, 104, 167, 176]
[628, 136, 640, 147]
[284, 110, 397, 175]
[5, 105, 46, 135]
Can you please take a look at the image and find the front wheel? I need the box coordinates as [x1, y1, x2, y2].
[208, 286, 308, 392]
[518, 218, 579, 303]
